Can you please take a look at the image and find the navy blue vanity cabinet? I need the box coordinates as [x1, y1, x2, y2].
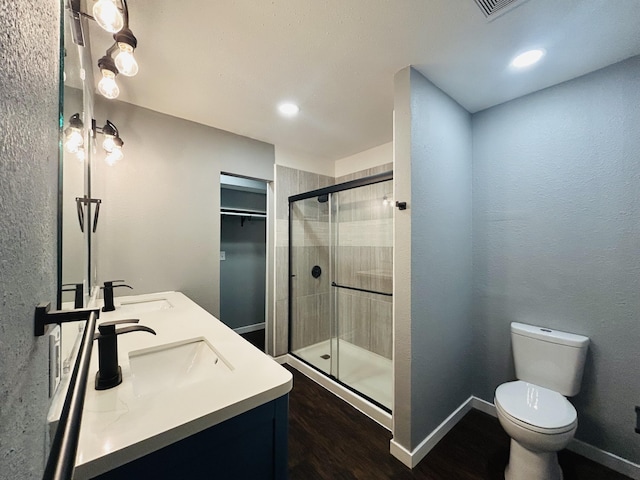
[93, 394, 289, 480]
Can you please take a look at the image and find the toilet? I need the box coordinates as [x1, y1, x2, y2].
[495, 322, 589, 480]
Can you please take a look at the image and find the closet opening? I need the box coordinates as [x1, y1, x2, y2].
[220, 173, 268, 351]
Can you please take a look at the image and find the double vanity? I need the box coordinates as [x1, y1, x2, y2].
[49, 291, 292, 479]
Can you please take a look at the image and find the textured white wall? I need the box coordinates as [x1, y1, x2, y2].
[472, 55, 640, 464]
[0, 1, 61, 477]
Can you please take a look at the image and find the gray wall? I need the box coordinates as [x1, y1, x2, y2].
[472, 55, 640, 463]
[92, 98, 274, 316]
[394, 67, 474, 449]
[0, 1, 60, 477]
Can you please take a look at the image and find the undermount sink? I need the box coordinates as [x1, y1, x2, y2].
[129, 338, 233, 397]
[118, 298, 173, 314]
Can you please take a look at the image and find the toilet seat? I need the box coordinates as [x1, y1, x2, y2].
[495, 381, 577, 435]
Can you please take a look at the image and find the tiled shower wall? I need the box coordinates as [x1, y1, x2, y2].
[275, 166, 334, 355]
[334, 177, 393, 359]
[274, 162, 393, 358]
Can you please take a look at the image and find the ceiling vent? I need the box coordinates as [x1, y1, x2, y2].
[473, 0, 531, 20]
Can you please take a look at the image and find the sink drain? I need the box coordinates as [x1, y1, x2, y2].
[320, 354, 330, 360]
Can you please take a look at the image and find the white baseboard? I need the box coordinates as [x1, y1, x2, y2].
[272, 354, 288, 364]
[390, 397, 474, 468]
[389, 396, 640, 479]
[568, 438, 640, 480]
[471, 396, 497, 417]
[456, 397, 640, 480]
[233, 322, 265, 335]
[284, 354, 393, 430]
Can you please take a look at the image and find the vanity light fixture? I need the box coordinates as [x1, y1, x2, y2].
[97, 55, 120, 99]
[113, 28, 138, 77]
[510, 49, 545, 69]
[93, 0, 124, 33]
[68, 0, 140, 98]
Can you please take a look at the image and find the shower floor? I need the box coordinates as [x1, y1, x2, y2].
[293, 339, 393, 410]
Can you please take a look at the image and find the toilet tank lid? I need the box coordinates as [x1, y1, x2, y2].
[511, 322, 589, 348]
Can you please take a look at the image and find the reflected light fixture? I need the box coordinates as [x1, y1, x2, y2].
[93, 0, 124, 33]
[97, 55, 120, 99]
[64, 113, 84, 154]
[510, 49, 545, 69]
[99, 120, 125, 165]
[382, 194, 394, 207]
[278, 102, 300, 117]
[64, 115, 125, 165]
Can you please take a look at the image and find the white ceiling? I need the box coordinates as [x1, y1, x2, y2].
[80, 0, 640, 162]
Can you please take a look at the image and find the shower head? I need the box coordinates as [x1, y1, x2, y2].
[317, 194, 329, 203]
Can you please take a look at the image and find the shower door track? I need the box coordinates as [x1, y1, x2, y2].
[288, 351, 392, 414]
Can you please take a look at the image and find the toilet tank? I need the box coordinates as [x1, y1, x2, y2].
[511, 322, 589, 396]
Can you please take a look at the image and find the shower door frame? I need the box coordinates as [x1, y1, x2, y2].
[287, 171, 393, 412]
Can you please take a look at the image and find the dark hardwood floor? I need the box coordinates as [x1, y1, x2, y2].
[286, 365, 630, 480]
[240, 328, 266, 351]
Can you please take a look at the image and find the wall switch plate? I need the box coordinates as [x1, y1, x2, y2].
[220, 251, 226, 261]
[49, 326, 61, 398]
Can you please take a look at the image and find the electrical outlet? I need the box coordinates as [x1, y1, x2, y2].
[220, 251, 226, 261]
[635, 406, 640, 434]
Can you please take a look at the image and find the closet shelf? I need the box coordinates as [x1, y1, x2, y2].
[220, 208, 267, 218]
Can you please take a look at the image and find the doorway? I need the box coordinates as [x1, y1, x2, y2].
[220, 174, 268, 351]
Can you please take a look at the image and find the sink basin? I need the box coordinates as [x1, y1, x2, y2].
[118, 298, 173, 314]
[129, 338, 233, 397]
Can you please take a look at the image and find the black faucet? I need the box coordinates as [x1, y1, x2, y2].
[101, 280, 133, 312]
[62, 282, 84, 309]
[94, 319, 156, 390]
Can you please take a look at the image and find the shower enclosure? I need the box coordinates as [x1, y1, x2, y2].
[288, 172, 393, 411]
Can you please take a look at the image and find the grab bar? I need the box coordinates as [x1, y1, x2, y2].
[331, 281, 392, 297]
[43, 310, 98, 480]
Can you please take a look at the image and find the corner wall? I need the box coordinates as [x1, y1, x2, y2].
[393, 67, 474, 450]
[472, 55, 640, 464]
[93, 99, 274, 317]
[0, 1, 60, 477]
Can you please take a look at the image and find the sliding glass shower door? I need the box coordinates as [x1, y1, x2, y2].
[289, 174, 393, 410]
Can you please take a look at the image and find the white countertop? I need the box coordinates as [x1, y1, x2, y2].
[64, 291, 291, 479]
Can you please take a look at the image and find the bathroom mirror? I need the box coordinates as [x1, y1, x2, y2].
[59, 3, 99, 361]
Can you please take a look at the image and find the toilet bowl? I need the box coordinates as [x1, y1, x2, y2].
[495, 381, 577, 480]
[495, 323, 589, 480]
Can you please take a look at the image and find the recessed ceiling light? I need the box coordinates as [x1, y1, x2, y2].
[278, 102, 300, 117]
[510, 49, 545, 69]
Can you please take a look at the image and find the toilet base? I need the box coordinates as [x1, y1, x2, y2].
[504, 439, 563, 480]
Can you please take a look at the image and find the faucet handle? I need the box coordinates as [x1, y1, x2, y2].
[96, 318, 157, 337]
[96, 319, 141, 337]
[99, 318, 140, 328]
[101, 280, 133, 289]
